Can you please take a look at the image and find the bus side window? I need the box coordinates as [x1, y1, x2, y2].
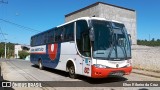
[32, 36, 35, 46]
[41, 34, 44, 45]
[35, 36, 38, 46]
[31, 37, 33, 46]
[62, 23, 74, 42]
[50, 29, 54, 43]
[55, 28, 62, 42]
[55, 29, 58, 42]
[38, 35, 42, 45]
[44, 32, 48, 44]
[66, 23, 74, 41]
[61, 27, 65, 42]
[47, 29, 54, 44]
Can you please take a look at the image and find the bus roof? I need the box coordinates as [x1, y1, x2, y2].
[57, 17, 106, 27]
[31, 17, 123, 38]
[57, 17, 123, 27]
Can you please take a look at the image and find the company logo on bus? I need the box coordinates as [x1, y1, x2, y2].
[48, 44, 58, 60]
[116, 64, 119, 68]
[84, 67, 90, 74]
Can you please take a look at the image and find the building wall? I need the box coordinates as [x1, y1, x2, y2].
[132, 45, 160, 72]
[99, 3, 137, 44]
[65, 3, 137, 44]
[65, 5, 100, 22]
[14, 45, 22, 58]
[14, 45, 30, 59]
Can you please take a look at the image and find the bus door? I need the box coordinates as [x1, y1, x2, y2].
[76, 20, 91, 76]
[82, 33, 91, 76]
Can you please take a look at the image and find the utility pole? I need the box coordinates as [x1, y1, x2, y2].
[0, 0, 8, 59]
[0, 0, 8, 4]
[5, 39, 6, 58]
[0, 29, 8, 59]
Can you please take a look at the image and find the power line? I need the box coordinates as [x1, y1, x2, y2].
[0, 0, 7, 40]
[0, 1, 41, 33]
[0, 27, 6, 40]
[0, 0, 8, 4]
[0, 18, 41, 33]
[0, 27, 7, 58]
[0, 0, 8, 59]
[0, 32, 7, 35]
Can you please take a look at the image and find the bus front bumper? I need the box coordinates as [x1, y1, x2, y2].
[91, 65, 132, 78]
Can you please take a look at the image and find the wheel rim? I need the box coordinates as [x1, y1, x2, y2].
[69, 66, 75, 77]
[39, 63, 41, 68]
[70, 67, 74, 74]
[39, 61, 42, 69]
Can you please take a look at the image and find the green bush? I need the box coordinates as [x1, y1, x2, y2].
[137, 38, 160, 46]
[18, 50, 29, 59]
[0, 48, 4, 58]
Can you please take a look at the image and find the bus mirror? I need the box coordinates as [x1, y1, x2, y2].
[89, 27, 95, 41]
[130, 40, 132, 45]
[128, 34, 132, 45]
[128, 34, 131, 37]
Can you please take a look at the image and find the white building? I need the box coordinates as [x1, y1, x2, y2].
[14, 45, 22, 58]
[14, 45, 30, 58]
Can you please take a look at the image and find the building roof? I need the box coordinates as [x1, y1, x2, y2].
[65, 2, 135, 17]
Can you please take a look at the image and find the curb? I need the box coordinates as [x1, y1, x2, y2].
[0, 62, 4, 80]
[132, 69, 160, 78]
[0, 62, 4, 90]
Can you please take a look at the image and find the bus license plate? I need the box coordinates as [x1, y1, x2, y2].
[110, 71, 124, 76]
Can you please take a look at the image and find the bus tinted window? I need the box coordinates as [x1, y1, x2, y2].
[48, 29, 54, 43]
[31, 22, 74, 46]
[55, 28, 62, 42]
[32, 37, 36, 46]
[44, 32, 48, 44]
[76, 20, 91, 57]
[64, 23, 74, 41]
[55, 22, 74, 42]
[31, 37, 33, 46]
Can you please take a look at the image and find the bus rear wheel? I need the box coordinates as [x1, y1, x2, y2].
[38, 60, 43, 70]
[69, 65, 77, 79]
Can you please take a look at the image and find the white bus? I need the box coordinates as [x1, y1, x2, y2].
[30, 17, 132, 78]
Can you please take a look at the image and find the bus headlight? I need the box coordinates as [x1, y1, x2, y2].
[93, 64, 106, 68]
[127, 60, 132, 67]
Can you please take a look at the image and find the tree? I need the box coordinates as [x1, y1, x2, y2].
[0, 48, 4, 57]
[137, 38, 160, 46]
[18, 50, 29, 59]
[0, 42, 15, 58]
[157, 39, 160, 42]
[151, 38, 155, 42]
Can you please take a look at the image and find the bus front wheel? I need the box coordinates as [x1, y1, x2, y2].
[69, 65, 77, 79]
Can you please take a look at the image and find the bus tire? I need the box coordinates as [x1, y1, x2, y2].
[68, 64, 77, 79]
[38, 60, 43, 70]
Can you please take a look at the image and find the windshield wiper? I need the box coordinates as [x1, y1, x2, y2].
[107, 31, 116, 60]
[107, 32, 127, 60]
[121, 28, 128, 59]
[118, 45, 127, 59]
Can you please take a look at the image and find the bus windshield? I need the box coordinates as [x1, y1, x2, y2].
[92, 20, 131, 60]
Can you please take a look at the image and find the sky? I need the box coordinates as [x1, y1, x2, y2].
[0, 0, 160, 45]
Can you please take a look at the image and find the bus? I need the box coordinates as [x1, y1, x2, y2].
[30, 17, 132, 78]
